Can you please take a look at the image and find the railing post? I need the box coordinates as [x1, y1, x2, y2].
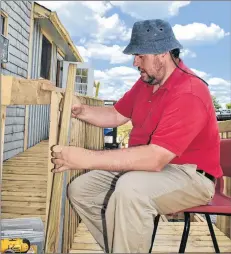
[45, 63, 76, 253]
[0, 105, 6, 179]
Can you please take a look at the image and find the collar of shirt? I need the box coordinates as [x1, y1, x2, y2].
[159, 59, 186, 91]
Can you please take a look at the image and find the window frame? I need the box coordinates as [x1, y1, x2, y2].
[0, 10, 8, 36]
[1, 10, 8, 68]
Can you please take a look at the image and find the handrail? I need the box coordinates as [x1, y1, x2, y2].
[1, 72, 105, 253]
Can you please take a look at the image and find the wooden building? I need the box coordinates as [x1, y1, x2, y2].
[1, 1, 94, 161]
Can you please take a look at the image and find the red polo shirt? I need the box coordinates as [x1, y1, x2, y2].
[114, 60, 223, 178]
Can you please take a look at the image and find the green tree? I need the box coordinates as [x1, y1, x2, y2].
[212, 96, 222, 110]
[226, 103, 231, 109]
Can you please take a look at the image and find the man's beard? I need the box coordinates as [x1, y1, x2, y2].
[138, 68, 158, 86]
[143, 76, 156, 85]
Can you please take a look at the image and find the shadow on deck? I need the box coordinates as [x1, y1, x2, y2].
[2, 140, 49, 224]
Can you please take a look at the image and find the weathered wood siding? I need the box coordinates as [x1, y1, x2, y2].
[1, 1, 32, 160]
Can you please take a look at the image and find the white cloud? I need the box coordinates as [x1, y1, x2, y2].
[91, 14, 131, 43]
[111, 1, 190, 19]
[208, 78, 230, 87]
[82, 1, 112, 16]
[37, 1, 131, 44]
[168, 1, 191, 16]
[173, 23, 230, 45]
[190, 68, 231, 108]
[190, 68, 210, 80]
[94, 66, 139, 100]
[181, 49, 196, 58]
[77, 43, 133, 64]
[36, 1, 69, 10]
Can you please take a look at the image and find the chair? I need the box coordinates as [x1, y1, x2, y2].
[149, 138, 231, 253]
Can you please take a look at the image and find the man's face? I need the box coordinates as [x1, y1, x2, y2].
[133, 54, 166, 86]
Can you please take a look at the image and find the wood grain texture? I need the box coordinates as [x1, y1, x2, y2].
[1, 140, 48, 224]
[23, 105, 29, 151]
[45, 64, 76, 253]
[69, 222, 231, 253]
[1, 106, 6, 179]
[45, 91, 62, 232]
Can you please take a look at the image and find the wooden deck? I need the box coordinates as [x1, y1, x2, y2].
[1, 140, 231, 252]
[1, 140, 49, 223]
[69, 222, 231, 253]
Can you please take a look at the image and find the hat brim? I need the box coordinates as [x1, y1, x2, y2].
[123, 38, 183, 55]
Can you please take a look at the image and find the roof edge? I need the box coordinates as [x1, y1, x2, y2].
[50, 12, 84, 63]
[34, 2, 83, 62]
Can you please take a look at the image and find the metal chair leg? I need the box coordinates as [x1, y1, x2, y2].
[149, 214, 160, 253]
[179, 212, 190, 253]
[205, 214, 220, 253]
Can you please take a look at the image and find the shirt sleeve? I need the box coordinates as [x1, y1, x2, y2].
[114, 79, 142, 118]
[150, 93, 208, 156]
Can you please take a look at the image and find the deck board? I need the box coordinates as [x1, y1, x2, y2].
[69, 222, 231, 253]
[1, 140, 49, 224]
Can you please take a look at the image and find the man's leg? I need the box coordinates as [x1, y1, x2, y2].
[105, 164, 215, 253]
[67, 170, 123, 251]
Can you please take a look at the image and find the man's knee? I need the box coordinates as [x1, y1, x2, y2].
[113, 172, 159, 213]
[113, 172, 140, 203]
[67, 176, 83, 204]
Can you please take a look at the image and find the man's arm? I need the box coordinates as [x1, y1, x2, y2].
[74, 79, 141, 128]
[51, 143, 176, 173]
[87, 144, 175, 172]
[78, 105, 130, 128]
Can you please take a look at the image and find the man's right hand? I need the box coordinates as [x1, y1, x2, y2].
[71, 100, 83, 119]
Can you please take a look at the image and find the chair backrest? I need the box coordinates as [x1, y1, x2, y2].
[220, 138, 231, 177]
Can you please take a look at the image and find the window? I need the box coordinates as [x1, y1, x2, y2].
[56, 50, 64, 87]
[40, 35, 52, 79]
[1, 11, 8, 67]
[75, 68, 88, 95]
[56, 59, 63, 87]
[1, 14, 5, 35]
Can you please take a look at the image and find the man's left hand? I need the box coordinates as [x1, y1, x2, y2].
[51, 145, 90, 173]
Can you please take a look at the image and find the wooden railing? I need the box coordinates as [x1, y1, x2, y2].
[216, 120, 231, 238]
[1, 64, 104, 253]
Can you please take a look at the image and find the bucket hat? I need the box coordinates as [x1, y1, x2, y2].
[123, 19, 183, 55]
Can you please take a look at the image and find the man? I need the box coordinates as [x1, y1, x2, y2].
[51, 19, 223, 253]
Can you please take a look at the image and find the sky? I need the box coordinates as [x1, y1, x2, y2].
[37, 1, 231, 108]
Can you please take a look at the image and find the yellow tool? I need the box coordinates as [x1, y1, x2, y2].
[1, 238, 30, 253]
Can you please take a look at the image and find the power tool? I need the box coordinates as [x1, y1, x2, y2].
[1, 238, 30, 253]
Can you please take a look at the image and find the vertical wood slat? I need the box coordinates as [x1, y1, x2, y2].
[68, 119, 75, 252]
[63, 171, 71, 253]
[45, 91, 62, 232]
[68, 96, 87, 249]
[56, 95, 105, 250]
[1, 106, 6, 179]
[45, 64, 77, 253]
[23, 105, 29, 151]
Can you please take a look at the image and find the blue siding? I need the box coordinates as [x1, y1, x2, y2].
[2, 1, 32, 160]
